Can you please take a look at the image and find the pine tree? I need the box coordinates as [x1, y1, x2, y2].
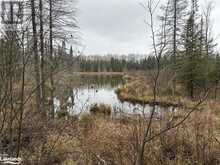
[177, 0, 200, 98]
[159, 0, 188, 94]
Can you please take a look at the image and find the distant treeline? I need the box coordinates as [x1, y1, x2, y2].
[77, 56, 172, 72]
[58, 47, 171, 72]
[76, 56, 156, 72]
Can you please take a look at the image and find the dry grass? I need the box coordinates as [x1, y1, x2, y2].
[18, 105, 220, 165]
[2, 73, 219, 165]
[116, 74, 185, 107]
[116, 73, 220, 110]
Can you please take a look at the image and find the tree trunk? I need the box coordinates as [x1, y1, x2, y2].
[49, 0, 55, 118]
[39, 0, 46, 114]
[31, 0, 42, 112]
[173, 0, 177, 95]
[16, 33, 25, 157]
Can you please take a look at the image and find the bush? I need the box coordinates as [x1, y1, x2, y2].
[57, 110, 70, 119]
[90, 104, 112, 116]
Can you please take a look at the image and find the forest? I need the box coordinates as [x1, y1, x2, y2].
[0, 0, 219, 165]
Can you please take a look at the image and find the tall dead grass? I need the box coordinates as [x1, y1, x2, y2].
[18, 105, 220, 165]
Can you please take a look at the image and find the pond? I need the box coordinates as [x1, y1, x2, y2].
[54, 74, 174, 118]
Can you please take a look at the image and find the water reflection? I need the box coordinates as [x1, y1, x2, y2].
[54, 74, 173, 118]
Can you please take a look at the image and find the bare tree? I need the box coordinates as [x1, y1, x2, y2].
[136, 0, 211, 164]
[39, 0, 46, 113]
[31, 0, 42, 112]
[136, 0, 169, 164]
[49, 0, 55, 118]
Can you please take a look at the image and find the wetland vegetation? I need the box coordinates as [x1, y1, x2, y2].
[0, 0, 219, 164]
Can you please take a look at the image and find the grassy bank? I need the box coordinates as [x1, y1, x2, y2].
[115, 73, 203, 108]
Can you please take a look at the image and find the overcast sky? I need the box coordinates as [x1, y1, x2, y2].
[78, 0, 220, 55]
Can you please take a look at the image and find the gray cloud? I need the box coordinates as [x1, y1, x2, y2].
[78, 0, 220, 54]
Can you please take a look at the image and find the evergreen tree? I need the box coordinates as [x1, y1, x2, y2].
[177, 0, 200, 98]
[160, 0, 188, 92]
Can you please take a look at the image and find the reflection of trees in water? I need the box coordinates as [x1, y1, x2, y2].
[54, 75, 124, 112]
[53, 75, 173, 117]
[79, 75, 124, 88]
[56, 75, 124, 91]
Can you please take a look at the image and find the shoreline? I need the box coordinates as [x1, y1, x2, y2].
[115, 74, 186, 108]
[73, 72, 125, 76]
[116, 87, 183, 108]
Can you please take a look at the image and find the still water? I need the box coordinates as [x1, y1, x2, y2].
[54, 74, 172, 118]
